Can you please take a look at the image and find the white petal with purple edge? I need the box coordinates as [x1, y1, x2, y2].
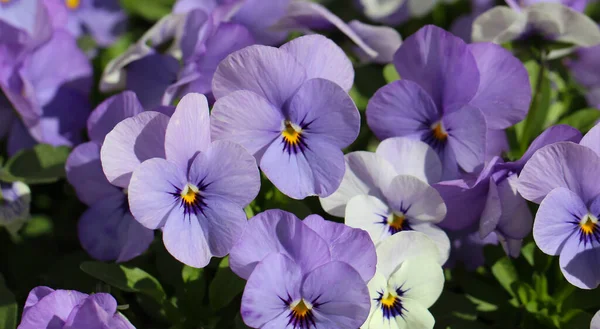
[376, 137, 442, 184]
[383, 175, 447, 224]
[376, 231, 442, 278]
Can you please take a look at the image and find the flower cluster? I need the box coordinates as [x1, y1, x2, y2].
[3, 0, 600, 329]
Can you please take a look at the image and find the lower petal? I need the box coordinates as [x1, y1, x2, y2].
[444, 105, 487, 173]
[394, 298, 435, 329]
[345, 195, 391, 245]
[162, 211, 212, 268]
[198, 196, 247, 258]
[559, 235, 600, 289]
[388, 258, 444, 308]
[411, 223, 451, 265]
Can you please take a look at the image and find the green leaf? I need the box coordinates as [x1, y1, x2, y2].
[209, 257, 246, 311]
[558, 108, 600, 132]
[0, 274, 17, 329]
[491, 257, 518, 297]
[120, 0, 174, 21]
[383, 64, 400, 83]
[80, 262, 166, 302]
[1, 144, 70, 184]
[520, 60, 552, 151]
[349, 86, 369, 111]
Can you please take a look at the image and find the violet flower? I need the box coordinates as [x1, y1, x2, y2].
[103, 93, 260, 268]
[211, 34, 360, 199]
[229, 209, 377, 282]
[320, 137, 451, 264]
[65, 91, 158, 263]
[18, 286, 135, 329]
[566, 44, 600, 109]
[367, 25, 531, 179]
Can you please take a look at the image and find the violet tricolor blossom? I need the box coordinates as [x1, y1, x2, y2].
[103, 93, 260, 268]
[241, 253, 371, 328]
[66, 91, 157, 263]
[211, 34, 360, 199]
[367, 25, 531, 179]
[320, 137, 451, 264]
[17, 286, 135, 329]
[473, 1, 600, 46]
[437, 125, 581, 261]
[229, 209, 377, 282]
[518, 133, 600, 288]
[362, 231, 444, 329]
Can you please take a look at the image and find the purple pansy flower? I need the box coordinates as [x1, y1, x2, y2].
[0, 28, 92, 154]
[65, 91, 157, 263]
[363, 231, 444, 329]
[241, 253, 371, 328]
[473, 1, 600, 46]
[367, 25, 531, 180]
[436, 125, 581, 261]
[102, 93, 260, 268]
[211, 34, 360, 199]
[0, 0, 54, 48]
[18, 286, 135, 329]
[518, 123, 600, 288]
[44, 0, 126, 47]
[320, 137, 451, 264]
[229, 209, 377, 282]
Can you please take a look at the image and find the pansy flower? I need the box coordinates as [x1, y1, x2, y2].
[102, 93, 261, 268]
[320, 137, 451, 264]
[0, 28, 92, 154]
[518, 130, 600, 288]
[357, 0, 440, 25]
[18, 286, 135, 329]
[229, 209, 377, 282]
[211, 34, 360, 199]
[473, 1, 600, 47]
[65, 92, 162, 262]
[566, 44, 600, 109]
[0, 181, 31, 234]
[0, 0, 54, 48]
[437, 125, 581, 260]
[367, 25, 531, 179]
[362, 231, 444, 329]
[592, 310, 600, 329]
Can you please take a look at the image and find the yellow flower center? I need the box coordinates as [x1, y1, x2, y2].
[65, 0, 80, 9]
[431, 121, 448, 141]
[380, 293, 397, 307]
[388, 213, 406, 231]
[181, 184, 199, 205]
[580, 214, 598, 235]
[291, 299, 311, 318]
[282, 120, 302, 145]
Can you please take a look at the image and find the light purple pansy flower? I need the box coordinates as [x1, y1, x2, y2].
[592, 310, 600, 329]
[229, 209, 377, 282]
[473, 1, 600, 46]
[241, 253, 371, 329]
[367, 25, 531, 180]
[357, 0, 444, 25]
[18, 286, 135, 329]
[105, 93, 260, 268]
[211, 34, 360, 199]
[0, 28, 92, 154]
[0, 0, 54, 49]
[518, 126, 600, 288]
[65, 91, 157, 263]
[436, 125, 581, 260]
[319, 137, 451, 264]
[45, 0, 126, 47]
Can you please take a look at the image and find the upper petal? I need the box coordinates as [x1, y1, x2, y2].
[519, 142, 600, 204]
[388, 257, 444, 308]
[394, 25, 480, 111]
[18, 290, 88, 329]
[471, 6, 527, 43]
[347, 20, 403, 64]
[101, 111, 170, 188]
[165, 93, 211, 169]
[280, 35, 354, 92]
[376, 137, 442, 184]
[383, 175, 447, 224]
[87, 91, 144, 144]
[580, 122, 600, 157]
[212, 45, 307, 107]
[375, 231, 442, 279]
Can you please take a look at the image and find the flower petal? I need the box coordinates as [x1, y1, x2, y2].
[366, 80, 438, 141]
[347, 20, 402, 64]
[346, 195, 392, 244]
[444, 105, 487, 174]
[468, 42, 531, 129]
[18, 290, 88, 329]
[394, 25, 480, 111]
[559, 232, 600, 289]
[410, 223, 451, 265]
[101, 111, 169, 188]
[125, 53, 180, 109]
[376, 137, 442, 184]
[128, 158, 185, 230]
[162, 210, 212, 268]
[287, 78, 360, 149]
[165, 93, 211, 169]
[376, 231, 442, 279]
[304, 214, 377, 282]
[320, 152, 397, 217]
[525, 3, 600, 47]
[280, 35, 354, 92]
[519, 142, 600, 204]
[212, 45, 307, 107]
[580, 123, 600, 157]
[388, 258, 444, 308]
[471, 6, 526, 43]
[383, 175, 446, 224]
